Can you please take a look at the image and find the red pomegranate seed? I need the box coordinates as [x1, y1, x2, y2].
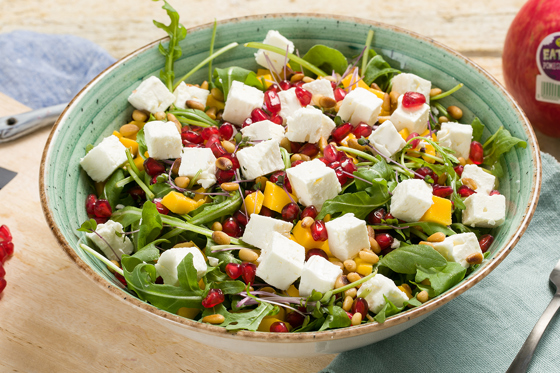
[375, 233, 394, 251]
[216, 169, 235, 184]
[284, 177, 293, 193]
[479, 234, 494, 253]
[0, 241, 14, 258]
[310, 221, 328, 241]
[346, 311, 353, 319]
[335, 168, 348, 185]
[285, 310, 305, 328]
[279, 80, 291, 91]
[242, 117, 253, 128]
[327, 161, 341, 170]
[334, 88, 347, 102]
[201, 127, 220, 140]
[150, 175, 160, 185]
[385, 213, 395, 220]
[85, 195, 97, 216]
[352, 298, 369, 318]
[183, 142, 202, 148]
[268, 83, 280, 92]
[336, 151, 349, 162]
[323, 145, 338, 163]
[415, 167, 436, 183]
[332, 123, 353, 144]
[367, 208, 386, 225]
[205, 134, 221, 148]
[269, 171, 286, 184]
[143, 158, 166, 176]
[0, 263, 5, 278]
[225, 263, 243, 279]
[270, 321, 289, 333]
[210, 141, 228, 158]
[305, 248, 329, 261]
[402, 91, 426, 109]
[341, 159, 357, 175]
[301, 205, 318, 220]
[241, 262, 257, 284]
[406, 132, 421, 149]
[251, 108, 269, 122]
[202, 288, 225, 308]
[432, 185, 454, 198]
[291, 160, 304, 167]
[317, 157, 329, 165]
[129, 186, 146, 202]
[222, 217, 240, 237]
[264, 90, 282, 114]
[290, 142, 303, 154]
[352, 123, 373, 138]
[155, 201, 169, 215]
[233, 210, 249, 226]
[93, 199, 112, 218]
[458, 185, 476, 197]
[222, 154, 240, 170]
[454, 165, 464, 177]
[281, 203, 300, 222]
[295, 86, 312, 106]
[94, 217, 108, 225]
[299, 143, 320, 157]
[269, 114, 282, 125]
[260, 206, 274, 217]
[469, 141, 484, 165]
[218, 122, 234, 140]
[0, 225, 11, 242]
[182, 130, 204, 144]
[489, 190, 501, 196]
[0, 278, 6, 294]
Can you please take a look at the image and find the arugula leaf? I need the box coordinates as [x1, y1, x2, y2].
[169, 108, 218, 127]
[317, 191, 390, 220]
[379, 244, 447, 274]
[137, 201, 163, 249]
[177, 253, 202, 293]
[203, 303, 274, 331]
[103, 169, 126, 209]
[111, 206, 142, 229]
[450, 223, 482, 238]
[188, 192, 242, 225]
[290, 45, 348, 77]
[353, 159, 393, 191]
[470, 117, 485, 143]
[415, 262, 466, 297]
[482, 126, 527, 177]
[373, 296, 406, 323]
[136, 129, 147, 160]
[205, 238, 242, 270]
[363, 53, 401, 91]
[213, 66, 264, 100]
[319, 305, 352, 331]
[406, 221, 456, 236]
[212, 280, 247, 295]
[77, 218, 97, 233]
[120, 238, 166, 273]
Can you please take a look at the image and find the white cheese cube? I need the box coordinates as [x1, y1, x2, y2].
[357, 274, 409, 314]
[242, 214, 293, 253]
[86, 220, 133, 261]
[432, 232, 483, 268]
[254, 30, 294, 73]
[241, 120, 285, 142]
[236, 139, 285, 180]
[154, 247, 207, 286]
[278, 87, 302, 123]
[285, 106, 335, 143]
[390, 73, 432, 103]
[127, 76, 176, 114]
[337, 87, 383, 126]
[325, 213, 370, 261]
[173, 82, 210, 109]
[462, 194, 506, 228]
[389, 179, 434, 222]
[368, 120, 406, 157]
[303, 79, 335, 100]
[299, 255, 343, 297]
[286, 159, 341, 210]
[255, 232, 305, 290]
[437, 122, 473, 159]
[143, 121, 182, 160]
[80, 135, 127, 182]
[178, 148, 217, 188]
[390, 95, 430, 134]
[222, 81, 264, 125]
[461, 164, 496, 195]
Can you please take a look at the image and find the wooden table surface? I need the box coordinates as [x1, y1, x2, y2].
[1, 1, 559, 372]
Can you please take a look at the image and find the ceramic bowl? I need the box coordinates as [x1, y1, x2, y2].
[40, 14, 541, 357]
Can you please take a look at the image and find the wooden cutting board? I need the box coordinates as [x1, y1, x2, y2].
[0, 92, 335, 372]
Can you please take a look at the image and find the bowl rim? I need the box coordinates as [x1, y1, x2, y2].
[39, 13, 542, 344]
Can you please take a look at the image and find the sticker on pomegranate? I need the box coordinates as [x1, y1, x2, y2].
[536, 32, 560, 104]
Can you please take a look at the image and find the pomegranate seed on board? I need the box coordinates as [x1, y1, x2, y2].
[202, 289, 225, 308]
[454, 165, 464, 177]
[270, 321, 289, 333]
[479, 234, 494, 253]
[469, 141, 484, 165]
[334, 88, 347, 102]
[402, 91, 426, 109]
[182, 130, 204, 144]
[367, 208, 386, 225]
[323, 145, 338, 163]
[150, 175, 159, 185]
[241, 262, 257, 284]
[281, 203, 300, 222]
[85, 194, 97, 216]
[352, 298, 369, 318]
[328, 161, 341, 170]
[216, 169, 235, 184]
[0, 278, 6, 294]
[0, 241, 14, 260]
[291, 160, 304, 167]
[332, 123, 353, 144]
[352, 123, 373, 138]
[0, 263, 5, 278]
[233, 210, 249, 226]
[432, 185, 454, 198]
[225, 263, 243, 279]
[406, 132, 421, 149]
[489, 190, 501, 196]
[284, 177, 293, 193]
[251, 108, 269, 122]
[155, 201, 169, 215]
[264, 90, 282, 114]
[285, 311, 305, 328]
[346, 311, 353, 319]
[93, 200, 112, 218]
[301, 205, 318, 220]
[143, 158, 166, 176]
[384, 213, 395, 220]
[295, 86, 313, 106]
[201, 127, 220, 140]
[375, 233, 394, 251]
[318, 157, 329, 165]
[222, 218, 240, 237]
[0, 225, 11, 242]
[242, 117, 253, 128]
[336, 151, 349, 162]
[299, 143, 320, 157]
[310, 221, 328, 241]
[305, 248, 329, 261]
[458, 185, 476, 197]
[205, 134, 221, 149]
[218, 123, 234, 140]
[279, 80, 291, 91]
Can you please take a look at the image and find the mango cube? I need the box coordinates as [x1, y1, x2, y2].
[321, 240, 333, 257]
[422, 143, 436, 164]
[354, 257, 373, 276]
[399, 128, 410, 141]
[258, 317, 291, 332]
[340, 133, 356, 147]
[133, 155, 144, 171]
[161, 191, 204, 215]
[292, 221, 324, 250]
[245, 190, 265, 215]
[112, 130, 123, 139]
[286, 284, 300, 297]
[341, 71, 370, 91]
[262, 181, 297, 213]
[420, 196, 452, 226]
[119, 137, 139, 157]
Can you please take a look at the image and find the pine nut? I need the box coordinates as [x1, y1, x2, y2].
[419, 241, 435, 248]
[174, 176, 190, 189]
[389, 91, 400, 107]
[430, 88, 442, 97]
[108, 259, 121, 274]
[211, 221, 223, 231]
[200, 80, 209, 90]
[216, 111, 223, 121]
[154, 111, 166, 120]
[280, 137, 291, 151]
[347, 272, 362, 284]
[438, 116, 449, 124]
[401, 283, 412, 295]
[343, 296, 354, 311]
[329, 258, 344, 271]
[187, 100, 205, 111]
[323, 214, 332, 222]
[206, 106, 217, 120]
[318, 95, 336, 108]
[462, 177, 478, 190]
[202, 314, 225, 324]
[260, 286, 276, 294]
[438, 173, 448, 185]
[334, 275, 349, 289]
[334, 101, 343, 113]
[302, 76, 314, 83]
[299, 154, 311, 162]
[378, 116, 391, 124]
[351, 312, 362, 326]
[427, 232, 446, 242]
[466, 252, 483, 265]
[447, 106, 463, 120]
[221, 140, 235, 154]
[348, 138, 366, 151]
[458, 157, 467, 166]
[290, 154, 302, 163]
[211, 88, 224, 102]
[344, 259, 357, 272]
[382, 93, 391, 112]
[318, 136, 328, 151]
[359, 250, 379, 264]
[417, 290, 429, 303]
[171, 158, 181, 175]
[345, 288, 357, 298]
[167, 112, 180, 125]
[370, 82, 381, 91]
[367, 226, 375, 238]
[216, 157, 233, 171]
[290, 73, 304, 83]
[132, 110, 148, 122]
[239, 248, 259, 262]
[212, 231, 231, 245]
[301, 216, 315, 228]
[255, 176, 268, 191]
[370, 237, 381, 254]
[220, 182, 239, 192]
[119, 124, 140, 138]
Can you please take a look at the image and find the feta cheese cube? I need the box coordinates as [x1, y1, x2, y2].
[254, 30, 294, 73]
[337, 87, 383, 126]
[390, 95, 430, 134]
[278, 88, 302, 123]
[242, 214, 293, 253]
[462, 194, 506, 228]
[390, 73, 432, 103]
[299, 255, 343, 297]
[432, 232, 483, 268]
[437, 122, 473, 159]
[461, 164, 496, 195]
[178, 148, 217, 188]
[255, 232, 305, 290]
[286, 159, 341, 210]
[222, 81, 264, 125]
[368, 120, 406, 157]
[127, 76, 176, 114]
[154, 247, 207, 286]
[241, 120, 285, 142]
[86, 220, 133, 261]
[285, 106, 335, 143]
[357, 274, 409, 314]
[325, 213, 370, 261]
[390, 179, 434, 222]
[173, 82, 210, 109]
[80, 135, 127, 182]
[236, 139, 285, 179]
[143, 121, 183, 160]
[302, 79, 335, 100]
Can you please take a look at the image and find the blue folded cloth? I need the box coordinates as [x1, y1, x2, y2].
[323, 153, 560, 373]
[0, 30, 115, 109]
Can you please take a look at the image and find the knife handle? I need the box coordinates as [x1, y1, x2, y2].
[0, 103, 68, 143]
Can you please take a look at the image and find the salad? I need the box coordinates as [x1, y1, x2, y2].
[77, 2, 527, 333]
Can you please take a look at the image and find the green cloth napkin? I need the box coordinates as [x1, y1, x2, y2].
[323, 152, 560, 373]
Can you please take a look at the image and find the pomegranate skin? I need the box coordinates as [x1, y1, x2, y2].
[503, 0, 560, 137]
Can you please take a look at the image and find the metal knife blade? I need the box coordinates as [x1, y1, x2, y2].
[0, 166, 17, 189]
[0, 103, 67, 143]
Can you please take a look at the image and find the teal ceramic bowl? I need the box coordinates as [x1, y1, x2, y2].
[40, 14, 541, 357]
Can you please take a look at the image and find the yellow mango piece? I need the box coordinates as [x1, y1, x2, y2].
[161, 191, 202, 215]
[420, 196, 452, 226]
[206, 94, 224, 110]
[340, 133, 356, 147]
[260, 74, 273, 89]
[256, 68, 271, 77]
[398, 285, 412, 300]
[286, 284, 300, 298]
[399, 128, 410, 141]
[193, 187, 210, 203]
[341, 70, 370, 90]
[245, 190, 265, 215]
[134, 155, 144, 172]
[321, 240, 332, 257]
[112, 130, 123, 139]
[368, 88, 386, 100]
[289, 234, 297, 242]
[293, 221, 324, 250]
[355, 257, 373, 276]
[422, 143, 436, 164]
[262, 181, 297, 213]
[129, 120, 145, 130]
[177, 307, 200, 319]
[119, 137, 139, 157]
[144, 151, 150, 158]
[258, 317, 291, 332]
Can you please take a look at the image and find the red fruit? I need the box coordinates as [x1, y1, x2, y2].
[0, 225, 11, 242]
[269, 171, 286, 184]
[406, 132, 421, 149]
[143, 158, 166, 176]
[251, 108, 269, 122]
[301, 205, 318, 220]
[479, 234, 495, 253]
[323, 144, 339, 163]
[284, 177, 293, 193]
[264, 90, 282, 114]
[279, 80, 291, 91]
[334, 88, 347, 102]
[352, 123, 373, 138]
[291, 160, 304, 167]
[310, 221, 328, 241]
[270, 114, 283, 125]
[129, 186, 146, 202]
[335, 168, 348, 185]
[317, 157, 329, 166]
[469, 141, 484, 165]
[454, 165, 464, 177]
[210, 141, 228, 158]
[332, 123, 353, 143]
[222, 154, 240, 170]
[218, 123, 234, 140]
[458, 185, 476, 197]
[346, 311, 353, 319]
[290, 142, 303, 154]
[489, 190, 501, 196]
[216, 169, 235, 184]
[225, 263, 242, 279]
[183, 142, 203, 148]
[281, 202, 300, 222]
[241, 262, 257, 284]
[0, 278, 6, 294]
[85, 194, 97, 216]
[367, 208, 386, 225]
[0, 241, 14, 258]
[285, 311, 305, 328]
[341, 159, 357, 175]
[299, 143, 320, 157]
[270, 321, 289, 333]
[385, 213, 395, 220]
[336, 151, 349, 162]
[94, 217, 108, 225]
[402, 91, 426, 109]
[182, 130, 204, 144]
[205, 134, 221, 149]
[93, 199, 112, 218]
[155, 201, 169, 215]
[222, 217, 240, 237]
[352, 298, 369, 318]
[432, 185, 454, 198]
[295, 86, 313, 106]
[150, 175, 159, 185]
[305, 248, 329, 261]
[202, 289, 225, 308]
[233, 210, 248, 226]
[242, 117, 253, 128]
[201, 127, 220, 140]
[268, 83, 280, 92]
[415, 167, 436, 183]
[375, 233, 394, 251]
[0, 263, 5, 278]
[259, 206, 274, 217]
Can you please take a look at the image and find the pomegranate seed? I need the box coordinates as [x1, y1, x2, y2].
[251, 108, 269, 122]
[225, 263, 243, 279]
[94, 217, 108, 225]
[183, 142, 203, 148]
[469, 141, 484, 165]
[284, 177, 293, 193]
[233, 210, 249, 226]
[432, 185, 454, 198]
[458, 185, 476, 197]
[270, 321, 289, 333]
[318, 157, 329, 165]
[335, 168, 348, 185]
[205, 134, 221, 149]
[0, 241, 14, 258]
[93, 199, 112, 218]
[155, 201, 169, 215]
[330, 81, 337, 89]
[218, 123, 234, 140]
[299, 143, 320, 157]
[181, 130, 204, 144]
[352, 123, 373, 139]
[241, 262, 257, 284]
[268, 83, 280, 92]
[259, 206, 274, 217]
[305, 248, 329, 261]
[216, 169, 235, 184]
[269, 171, 286, 184]
[143, 158, 166, 176]
[190, 125, 203, 133]
[291, 160, 304, 167]
[0, 225, 11, 242]
[201, 127, 220, 140]
[0, 278, 6, 294]
[336, 151, 349, 162]
[242, 117, 253, 128]
[406, 132, 421, 149]
[295, 86, 313, 106]
[402, 91, 426, 109]
[367, 208, 386, 225]
[346, 311, 354, 319]
[341, 159, 357, 175]
[151, 175, 161, 185]
[210, 141, 228, 158]
[301, 205, 318, 220]
[0, 263, 5, 278]
[281, 203, 300, 222]
[352, 298, 369, 318]
[285, 311, 305, 328]
[415, 167, 436, 183]
[332, 123, 353, 143]
[327, 161, 340, 170]
[334, 88, 347, 102]
[202, 289, 225, 308]
[323, 145, 339, 163]
[290, 142, 303, 154]
[479, 234, 494, 253]
[114, 272, 127, 286]
[269, 114, 282, 125]
[222, 217, 240, 237]
[279, 80, 291, 91]
[489, 190, 501, 196]
[310, 221, 328, 241]
[129, 186, 146, 202]
[454, 165, 464, 177]
[264, 90, 282, 114]
[375, 233, 394, 251]
[385, 213, 395, 220]
[85, 194, 97, 216]
[222, 154, 240, 170]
